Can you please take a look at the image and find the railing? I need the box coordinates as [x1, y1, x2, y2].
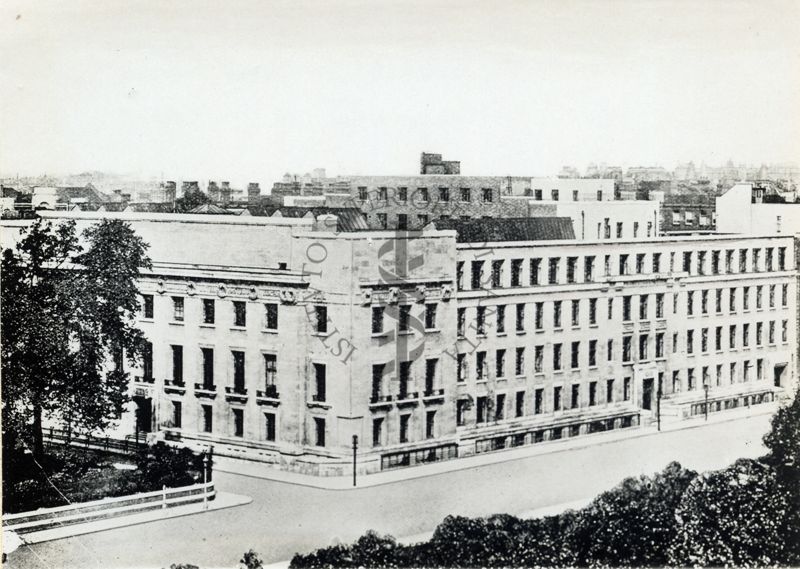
[423, 388, 445, 398]
[3, 481, 215, 535]
[370, 394, 393, 405]
[135, 375, 155, 384]
[194, 383, 216, 391]
[43, 428, 148, 454]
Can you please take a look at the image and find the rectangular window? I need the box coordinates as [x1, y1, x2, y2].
[456, 261, 464, 291]
[729, 325, 736, 349]
[567, 257, 578, 283]
[619, 254, 629, 275]
[739, 249, 747, 272]
[553, 343, 562, 371]
[585, 256, 595, 282]
[608, 298, 613, 320]
[752, 248, 761, 272]
[397, 187, 408, 202]
[233, 408, 244, 437]
[623, 296, 632, 322]
[496, 305, 506, 334]
[313, 363, 326, 402]
[589, 381, 597, 406]
[377, 213, 388, 229]
[417, 214, 429, 227]
[264, 303, 278, 330]
[769, 284, 776, 308]
[686, 330, 694, 354]
[425, 304, 437, 329]
[534, 389, 544, 414]
[515, 347, 524, 376]
[172, 297, 184, 321]
[398, 304, 411, 332]
[476, 306, 486, 335]
[515, 303, 525, 332]
[491, 260, 503, 288]
[495, 394, 505, 421]
[782, 284, 788, 307]
[457, 353, 466, 383]
[460, 187, 471, 202]
[397, 214, 408, 230]
[697, 251, 706, 275]
[142, 294, 154, 319]
[456, 307, 466, 337]
[656, 293, 664, 319]
[515, 391, 525, 417]
[554, 300, 562, 328]
[571, 341, 580, 369]
[202, 405, 212, 433]
[607, 339, 613, 361]
[782, 320, 788, 343]
[652, 253, 661, 274]
[535, 302, 544, 330]
[511, 259, 523, 286]
[622, 336, 632, 362]
[551, 189, 560, 201]
[476, 351, 487, 380]
[314, 417, 326, 447]
[358, 187, 368, 201]
[315, 306, 328, 334]
[571, 299, 580, 327]
[438, 187, 449, 202]
[571, 384, 580, 409]
[778, 247, 786, 270]
[589, 298, 597, 325]
[743, 323, 750, 347]
[701, 328, 708, 352]
[756, 322, 763, 346]
[171, 345, 183, 384]
[482, 188, 493, 202]
[476, 397, 487, 424]
[712, 251, 720, 274]
[426, 358, 439, 394]
[716, 326, 722, 351]
[623, 377, 631, 401]
[233, 301, 247, 327]
[656, 332, 664, 358]
[616, 222, 623, 238]
[142, 341, 153, 381]
[172, 401, 182, 428]
[371, 306, 384, 334]
[232, 351, 245, 392]
[534, 345, 544, 373]
[471, 261, 484, 289]
[636, 253, 645, 274]
[606, 379, 614, 403]
[743, 287, 750, 311]
[548, 258, 560, 284]
[639, 295, 648, 320]
[687, 291, 694, 316]
[399, 361, 412, 397]
[639, 334, 649, 360]
[730, 288, 737, 313]
[553, 386, 562, 411]
[425, 410, 436, 439]
[201, 347, 214, 388]
[701, 290, 708, 314]
[572, 190, 579, 201]
[456, 400, 468, 426]
[530, 258, 541, 285]
[725, 250, 734, 273]
[716, 289, 723, 313]
[589, 339, 597, 367]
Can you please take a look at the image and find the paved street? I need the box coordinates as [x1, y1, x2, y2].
[8, 412, 773, 569]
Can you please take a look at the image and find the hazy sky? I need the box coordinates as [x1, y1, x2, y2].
[1, 0, 799, 186]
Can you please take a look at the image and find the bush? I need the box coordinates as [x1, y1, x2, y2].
[565, 461, 697, 567]
[668, 458, 790, 567]
[136, 442, 205, 490]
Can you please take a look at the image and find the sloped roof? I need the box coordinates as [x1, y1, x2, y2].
[247, 205, 368, 231]
[431, 217, 575, 243]
[187, 203, 233, 215]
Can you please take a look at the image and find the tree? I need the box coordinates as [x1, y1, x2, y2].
[668, 458, 790, 567]
[565, 461, 697, 567]
[762, 386, 800, 564]
[1, 218, 151, 457]
[175, 189, 211, 212]
[240, 549, 263, 569]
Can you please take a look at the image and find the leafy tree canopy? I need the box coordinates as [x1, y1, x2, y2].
[1, 218, 151, 457]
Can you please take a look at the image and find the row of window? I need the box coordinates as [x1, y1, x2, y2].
[670, 358, 769, 393]
[358, 186, 495, 204]
[142, 295, 280, 330]
[371, 359, 441, 400]
[357, 186, 608, 204]
[371, 304, 437, 333]
[372, 410, 439, 447]
[457, 246, 789, 290]
[169, 401, 278, 441]
[454, 319, 789, 381]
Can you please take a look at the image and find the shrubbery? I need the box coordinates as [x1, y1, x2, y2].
[2, 439, 206, 513]
[290, 388, 800, 568]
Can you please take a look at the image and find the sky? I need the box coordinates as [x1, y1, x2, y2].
[1, 0, 799, 187]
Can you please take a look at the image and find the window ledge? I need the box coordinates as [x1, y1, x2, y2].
[199, 323, 216, 329]
[425, 328, 441, 334]
[262, 328, 279, 334]
[169, 321, 185, 326]
[140, 317, 154, 323]
[496, 332, 508, 337]
[230, 326, 247, 332]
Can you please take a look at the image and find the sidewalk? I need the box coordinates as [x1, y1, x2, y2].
[216, 402, 778, 490]
[18, 491, 252, 545]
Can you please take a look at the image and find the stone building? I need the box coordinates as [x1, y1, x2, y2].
[3, 210, 795, 475]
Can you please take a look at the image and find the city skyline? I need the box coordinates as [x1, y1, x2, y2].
[2, 0, 800, 187]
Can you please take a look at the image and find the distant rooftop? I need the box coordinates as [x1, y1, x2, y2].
[431, 217, 575, 243]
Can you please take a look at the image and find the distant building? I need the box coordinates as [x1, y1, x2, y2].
[420, 152, 461, 175]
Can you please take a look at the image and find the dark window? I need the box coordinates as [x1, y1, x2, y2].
[534, 389, 543, 414]
[496, 305, 506, 334]
[172, 401, 182, 428]
[171, 345, 183, 383]
[491, 260, 503, 287]
[314, 417, 326, 447]
[460, 188, 471, 202]
[142, 341, 153, 381]
[606, 379, 614, 402]
[425, 358, 438, 394]
[232, 351, 245, 392]
[397, 214, 408, 230]
[530, 258, 541, 285]
[439, 187, 450, 202]
[482, 188, 493, 202]
[201, 347, 214, 388]
[202, 405, 212, 433]
[233, 301, 247, 327]
[314, 363, 326, 402]
[553, 386, 562, 411]
[399, 414, 411, 442]
[264, 354, 277, 388]
[316, 306, 328, 333]
[372, 417, 383, 446]
[142, 294, 154, 319]
[203, 299, 215, 324]
[511, 259, 523, 286]
[425, 304, 437, 329]
[265, 412, 276, 441]
[400, 305, 411, 332]
[589, 381, 597, 406]
[495, 393, 505, 420]
[233, 408, 244, 437]
[371, 306, 383, 334]
[426, 410, 436, 439]
[516, 303, 525, 332]
[264, 303, 278, 330]
[471, 260, 484, 289]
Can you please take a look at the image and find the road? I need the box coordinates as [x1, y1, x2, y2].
[8, 412, 772, 569]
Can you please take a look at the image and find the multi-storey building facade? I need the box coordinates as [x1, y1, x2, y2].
[2, 211, 796, 476]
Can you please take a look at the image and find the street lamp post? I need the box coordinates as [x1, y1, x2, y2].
[352, 435, 358, 487]
[202, 450, 209, 510]
[656, 383, 662, 432]
[703, 384, 709, 421]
